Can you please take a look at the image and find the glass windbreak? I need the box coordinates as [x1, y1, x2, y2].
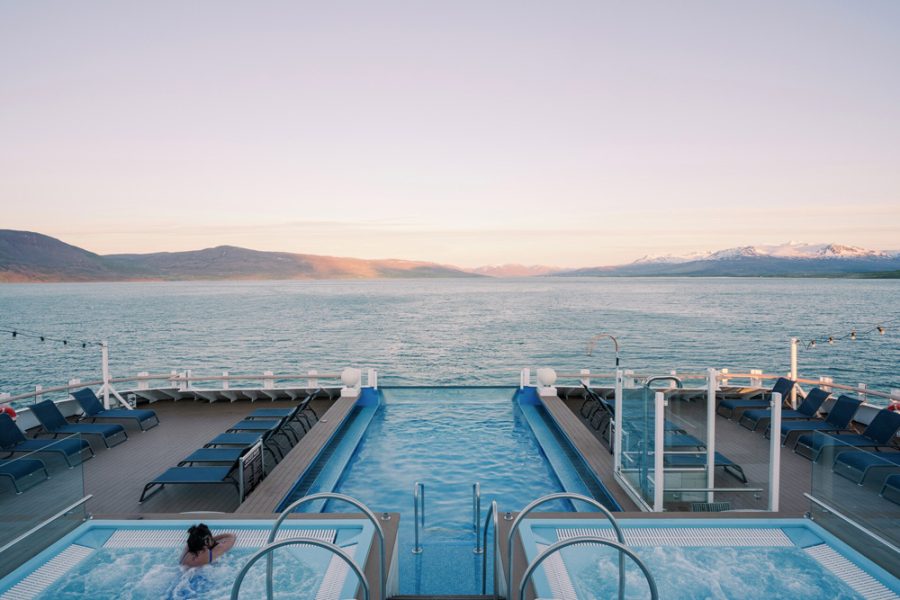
[662, 386, 768, 512]
[0, 434, 88, 579]
[618, 386, 657, 508]
[809, 432, 900, 574]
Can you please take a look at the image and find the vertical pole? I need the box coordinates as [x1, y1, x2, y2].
[614, 369, 624, 474]
[580, 369, 590, 388]
[101, 341, 110, 409]
[769, 392, 782, 512]
[789, 337, 798, 409]
[222, 371, 229, 390]
[706, 368, 717, 504]
[857, 383, 867, 404]
[653, 391, 665, 512]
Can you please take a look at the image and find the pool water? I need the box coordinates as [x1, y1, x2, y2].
[40, 546, 328, 600]
[328, 387, 573, 595]
[567, 546, 866, 600]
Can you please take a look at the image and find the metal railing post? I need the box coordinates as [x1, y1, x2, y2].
[473, 482, 482, 553]
[413, 481, 425, 554]
[481, 500, 499, 597]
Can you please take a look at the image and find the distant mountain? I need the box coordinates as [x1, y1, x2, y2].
[558, 242, 900, 278]
[468, 264, 564, 277]
[0, 230, 480, 282]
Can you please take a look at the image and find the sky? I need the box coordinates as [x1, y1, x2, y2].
[1, 1, 899, 268]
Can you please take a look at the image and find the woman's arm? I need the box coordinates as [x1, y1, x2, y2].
[211, 533, 236, 559]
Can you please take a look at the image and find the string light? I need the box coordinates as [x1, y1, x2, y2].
[0, 325, 99, 348]
[803, 318, 895, 350]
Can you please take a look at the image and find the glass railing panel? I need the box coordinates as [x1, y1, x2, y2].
[662, 389, 769, 512]
[0, 434, 88, 579]
[619, 386, 656, 508]
[809, 432, 900, 573]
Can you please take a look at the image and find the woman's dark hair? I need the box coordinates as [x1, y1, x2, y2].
[186, 523, 213, 554]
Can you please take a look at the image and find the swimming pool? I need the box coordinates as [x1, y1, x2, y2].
[0, 519, 374, 600]
[307, 387, 606, 595]
[517, 518, 900, 600]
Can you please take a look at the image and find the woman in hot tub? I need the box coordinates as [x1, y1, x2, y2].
[180, 523, 236, 567]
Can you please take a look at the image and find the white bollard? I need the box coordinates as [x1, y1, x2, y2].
[137, 372, 150, 391]
[857, 383, 867, 404]
[819, 376, 833, 393]
[367, 368, 378, 389]
[308, 369, 318, 389]
[720, 368, 729, 388]
[263, 371, 274, 390]
[669, 370, 678, 388]
[222, 371, 229, 390]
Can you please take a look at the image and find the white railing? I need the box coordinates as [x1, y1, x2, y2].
[2, 369, 376, 408]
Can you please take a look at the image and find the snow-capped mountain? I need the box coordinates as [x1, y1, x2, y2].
[558, 242, 900, 278]
[637, 243, 891, 264]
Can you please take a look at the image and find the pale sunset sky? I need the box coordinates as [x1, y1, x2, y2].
[1, 1, 898, 267]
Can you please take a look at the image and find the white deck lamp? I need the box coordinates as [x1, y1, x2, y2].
[536, 368, 558, 395]
[341, 367, 362, 397]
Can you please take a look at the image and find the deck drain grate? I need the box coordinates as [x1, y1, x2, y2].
[804, 544, 898, 600]
[315, 543, 357, 600]
[535, 542, 578, 600]
[103, 528, 335, 548]
[558, 527, 793, 547]
[0, 544, 93, 600]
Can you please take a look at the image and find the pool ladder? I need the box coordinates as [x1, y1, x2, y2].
[411, 481, 486, 555]
[231, 492, 387, 600]
[507, 492, 659, 600]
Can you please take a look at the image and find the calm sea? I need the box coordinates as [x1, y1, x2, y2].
[1, 278, 897, 401]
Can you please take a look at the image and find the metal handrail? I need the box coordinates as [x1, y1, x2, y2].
[481, 500, 499, 597]
[518, 536, 658, 600]
[507, 493, 626, 600]
[266, 493, 386, 600]
[412, 482, 425, 554]
[231, 537, 369, 600]
[473, 482, 482, 554]
[0, 495, 92, 555]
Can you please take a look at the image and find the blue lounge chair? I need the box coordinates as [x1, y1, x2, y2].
[71, 388, 159, 431]
[833, 450, 900, 485]
[795, 409, 900, 461]
[139, 465, 239, 503]
[771, 395, 862, 448]
[206, 431, 283, 462]
[0, 413, 93, 467]
[179, 447, 248, 465]
[0, 458, 49, 494]
[247, 396, 317, 433]
[739, 388, 829, 431]
[717, 378, 795, 419]
[31, 400, 128, 448]
[664, 452, 747, 483]
[880, 473, 900, 505]
[228, 404, 303, 444]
